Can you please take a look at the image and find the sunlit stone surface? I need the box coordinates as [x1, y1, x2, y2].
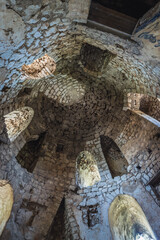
[4, 107, 34, 142]
[108, 194, 157, 240]
[76, 151, 101, 187]
[0, 180, 13, 236]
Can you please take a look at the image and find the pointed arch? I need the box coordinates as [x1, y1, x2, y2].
[4, 107, 34, 142]
[76, 151, 101, 188]
[109, 195, 157, 240]
[100, 135, 128, 178]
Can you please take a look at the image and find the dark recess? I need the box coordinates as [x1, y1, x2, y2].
[17, 88, 32, 97]
[16, 132, 46, 172]
[93, 0, 159, 19]
[88, 0, 159, 34]
[148, 170, 160, 200]
[100, 135, 128, 178]
[56, 143, 64, 153]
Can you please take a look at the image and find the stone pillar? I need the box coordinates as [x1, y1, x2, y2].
[0, 180, 13, 236]
[108, 194, 157, 240]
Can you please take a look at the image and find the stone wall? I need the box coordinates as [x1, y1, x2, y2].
[100, 135, 128, 177]
[66, 136, 160, 239]
[67, 0, 91, 23]
[126, 93, 160, 121]
[4, 107, 34, 142]
[0, 0, 160, 239]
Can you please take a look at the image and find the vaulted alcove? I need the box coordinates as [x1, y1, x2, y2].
[100, 136, 128, 178]
[16, 132, 46, 172]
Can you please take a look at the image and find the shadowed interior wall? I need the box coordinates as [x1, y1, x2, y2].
[46, 198, 65, 240]
[100, 136, 128, 178]
[16, 132, 46, 172]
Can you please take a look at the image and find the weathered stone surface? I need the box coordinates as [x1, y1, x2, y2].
[76, 151, 101, 187]
[67, 0, 91, 23]
[0, 68, 7, 84]
[4, 107, 34, 142]
[0, 0, 25, 48]
[0, 0, 160, 239]
[126, 93, 160, 122]
[100, 135, 128, 177]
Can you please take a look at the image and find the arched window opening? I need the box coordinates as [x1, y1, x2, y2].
[100, 136, 128, 178]
[76, 151, 101, 188]
[127, 93, 160, 116]
[4, 107, 34, 142]
[21, 54, 56, 79]
[16, 132, 46, 173]
[0, 180, 13, 236]
[109, 195, 157, 240]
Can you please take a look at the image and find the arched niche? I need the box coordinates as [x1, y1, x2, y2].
[4, 107, 34, 142]
[76, 151, 101, 188]
[22, 54, 56, 79]
[16, 132, 46, 173]
[0, 180, 13, 236]
[108, 194, 157, 240]
[100, 135, 128, 178]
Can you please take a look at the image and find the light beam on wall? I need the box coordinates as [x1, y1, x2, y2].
[4, 107, 34, 142]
